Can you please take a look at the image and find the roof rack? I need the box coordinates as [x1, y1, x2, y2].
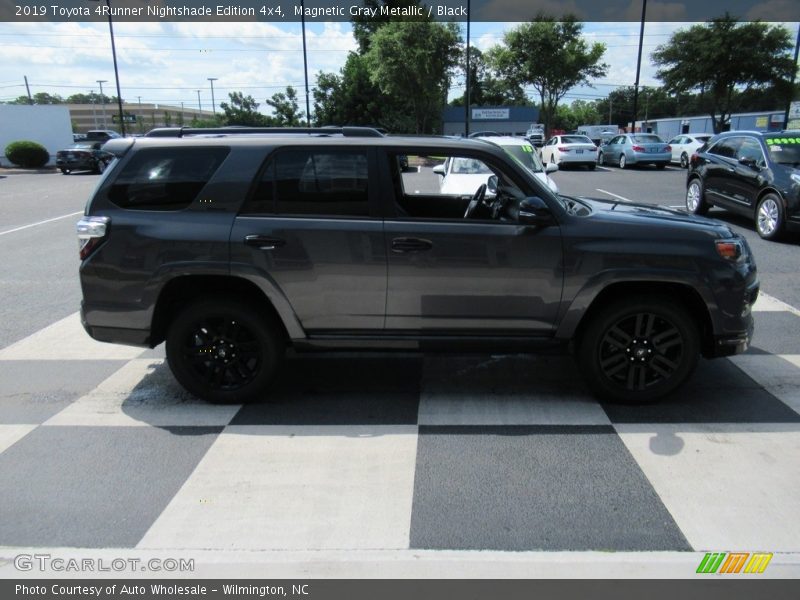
[144, 126, 385, 138]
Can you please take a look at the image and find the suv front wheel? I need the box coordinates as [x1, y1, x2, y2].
[166, 297, 282, 403]
[577, 296, 700, 403]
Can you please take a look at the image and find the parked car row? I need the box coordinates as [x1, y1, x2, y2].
[56, 130, 120, 174]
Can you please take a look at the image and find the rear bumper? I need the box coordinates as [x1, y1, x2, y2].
[80, 301, 152, 347]
[630, 152, 671, 164]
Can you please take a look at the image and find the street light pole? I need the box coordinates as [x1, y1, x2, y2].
[197, 90, 202, 112]
[105, 0, 126, 136]
[300, 1, 311, 126]
[208, 77, 218, 116]
[97, 80, 108, 128]
[631, 0, 647, 132]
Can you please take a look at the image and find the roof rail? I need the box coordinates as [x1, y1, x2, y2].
[143, 126, 384, 138]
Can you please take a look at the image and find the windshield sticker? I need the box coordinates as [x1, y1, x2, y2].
[766, 138, 800, 145]
[521, 144, 533, 153]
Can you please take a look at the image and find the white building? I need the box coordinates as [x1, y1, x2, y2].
[0, 105, 73, 167]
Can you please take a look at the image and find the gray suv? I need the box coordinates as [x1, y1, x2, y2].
[77, 127, 758, 404]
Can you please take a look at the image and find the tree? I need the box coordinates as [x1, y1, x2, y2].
[450, 47, 531, 108]
[364, 20, 462, 133]
[219, 91, 270, 126]
[266, 86, 304, 126]
[489, 16, 607, 136]
[351, 0, 428, 53]
[652, 16, 795, 133]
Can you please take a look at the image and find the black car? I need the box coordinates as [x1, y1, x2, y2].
[77, 126, 758, 405]
[55, 141, 113, 175]
[686, 130, 800, 240]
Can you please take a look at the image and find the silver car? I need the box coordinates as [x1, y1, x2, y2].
[598, 134, 672, 169]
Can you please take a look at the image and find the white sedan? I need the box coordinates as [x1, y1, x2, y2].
[666, 133, 713, 168]
[540, 135, 599, 169]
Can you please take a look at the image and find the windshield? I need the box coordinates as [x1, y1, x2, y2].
[562, 135, 593, 144]
[632, 134, 664, 144]
[501, 144, 544, 173]
[765, 137, 800, 166]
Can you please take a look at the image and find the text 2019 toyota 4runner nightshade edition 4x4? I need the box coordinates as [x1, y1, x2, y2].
[77, 127, 758, 404]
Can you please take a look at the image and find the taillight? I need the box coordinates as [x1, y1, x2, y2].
[665, 145, 672, 152]
[632, 145, 645, 152]
[77, 216, 110, 260]
[557, 146, 570, 152]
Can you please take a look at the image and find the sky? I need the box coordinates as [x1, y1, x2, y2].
[0, 19, 796, 115]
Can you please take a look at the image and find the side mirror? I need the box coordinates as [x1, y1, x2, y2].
[738, 156, 759, 169]
[545, 163, 559, 174]
[518, 196, 552, 225]
[486, 175, 498, 194]
[432, 164, 446, 176]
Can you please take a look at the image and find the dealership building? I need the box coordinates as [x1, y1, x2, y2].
[442, 106, 540, 137]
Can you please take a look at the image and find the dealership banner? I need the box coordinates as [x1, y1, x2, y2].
[3, 0, 799, 23]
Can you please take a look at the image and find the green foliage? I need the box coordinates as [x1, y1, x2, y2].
[552, 100, 603, 132]
[266, 86, 305, 126]
[450, 48, 532, 108]
[351, 0, 428, 53]
[4, 140, 50, 168]
[220, 91, 270, 126]
[652, 16, 795, 133]
[364, 21, 462, 133]
[189, 116, 225, 127]
[490, 16, 607, 137]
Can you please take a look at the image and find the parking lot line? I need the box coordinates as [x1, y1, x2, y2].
[0, 211, 83, 237]
[596, 188, 632, 202]
[595, 166, 612, 172]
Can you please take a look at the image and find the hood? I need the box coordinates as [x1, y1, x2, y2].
[575, 196, 733, 235]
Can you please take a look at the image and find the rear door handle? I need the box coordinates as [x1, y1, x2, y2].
[244, 235, 286, 250]
[391, 237, 433, 253]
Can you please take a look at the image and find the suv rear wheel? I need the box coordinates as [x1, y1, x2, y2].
[577, 295, 700, 403]
[755, 193, 785, 241]
[685, 178, 709, 215]
[166, 297, 282, 403]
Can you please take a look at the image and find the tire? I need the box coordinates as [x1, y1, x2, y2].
[685, 178, 710, 215]
[755, 193, 785, 241]
[60, 168, 70, 175]
[587, 163, 596, 171]
[618, 154, 626, 169]
[577, 295, 700, 403]
[166, 297, 283, 404]
[597, 152, 604, 165]
[680, 152, 689, 169]
[656, 162, 667, 170]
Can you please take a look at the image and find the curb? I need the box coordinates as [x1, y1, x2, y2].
[0, 167, 58, 175]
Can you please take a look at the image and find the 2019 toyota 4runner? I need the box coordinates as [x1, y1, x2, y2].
[77, 127, 758, 404]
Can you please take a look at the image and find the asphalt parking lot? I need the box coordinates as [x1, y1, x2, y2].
[0, 168, 799, 577]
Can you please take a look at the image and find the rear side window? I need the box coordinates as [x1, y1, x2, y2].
[107, 147, 229, 211]
[243, 149, 369, 217]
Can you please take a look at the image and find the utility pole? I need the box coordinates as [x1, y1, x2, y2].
[196, 90, 202, 112]
[608, 96, 612, 125]
[300, 1, 311, 126]
[631, 0, 647, 132]
[97, 80, 108, 128]
[91, 90, 98, 129]
[208, 77, 218, 115]
[24, 76, 33, 104]
[464, 0, 471, 137]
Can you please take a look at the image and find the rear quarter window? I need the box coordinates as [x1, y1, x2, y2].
[107, 147, 230, 211]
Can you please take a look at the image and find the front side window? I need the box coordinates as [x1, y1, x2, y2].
[108, 147, 230, 211]
[737, 138, 765, 164]
[708, 137, 742, 159]
[242, 149, 370, 217]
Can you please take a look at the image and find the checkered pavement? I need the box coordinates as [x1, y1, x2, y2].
[0, 294, 799, 576]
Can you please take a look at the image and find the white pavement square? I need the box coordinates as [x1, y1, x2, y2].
[43, 358, 241, 427]
[0, 425, 37, 454]
[615, 423, 800, 552]
[0, 313, 145, 361]
[137, 425, 419, 551]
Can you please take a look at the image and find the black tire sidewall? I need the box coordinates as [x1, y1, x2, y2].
[577, 296, 700, 403]
[619, 154, 626, 169]
[680, 152, 689, 168]
[166, 298, 281, 404]
[686, 178, 709, 215]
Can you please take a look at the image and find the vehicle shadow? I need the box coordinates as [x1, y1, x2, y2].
[707, 209, 800, 245]
[116, 351, 800, 435]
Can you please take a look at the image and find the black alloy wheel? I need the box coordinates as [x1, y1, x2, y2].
[578, 296, 699, 403]
[166, 298, 282, 403]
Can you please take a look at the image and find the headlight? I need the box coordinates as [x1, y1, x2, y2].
[790, 173, 800, 185]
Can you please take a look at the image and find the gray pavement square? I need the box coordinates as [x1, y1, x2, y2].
[409, 425, 691, 551]
[0, 360, 128, 424]
[0, 425, 221, 548]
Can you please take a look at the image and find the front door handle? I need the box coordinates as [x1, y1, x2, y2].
[244, 235, 286, 250]
[391, 237, 433, 253]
